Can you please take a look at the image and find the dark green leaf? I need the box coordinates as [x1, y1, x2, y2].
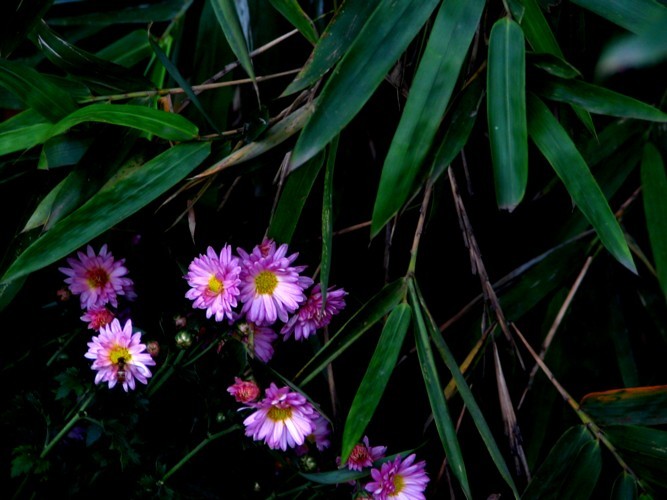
[0, 109, 53, 156]
[605, 425, 667, 488]
[289, 0, 441, 169]
[268, 0, 318, 45]
[38, 134, 91, 169]
[300, 467, 368, 485]
[267, 151, 325, 244]
[527, 94, 636, 273]
[370, 0, 485, 236]
[487, 18, 528, 211]
[340, 303, 411, 464]
[282, 0, 380, 96]
[554, 439, 601, 499]
[320, 135, 339, 304]
[507, 0, 564, 57]
[611, 473, 639, 500]
[536, 77, 667, 122]
[0, 59, 77, 122]
[208, 0, 256, 85]
[570, 0, 666, 34]
[0, 0, 52, 58]
[48, 0, 193, 26]
[1, 142, 210, 283]
[529, 53, 582, 79]
[96, 30, 153, 68]
[641, 143, 667, 300]
[581, 386, 667, 425]
[294, 278, 406, 386]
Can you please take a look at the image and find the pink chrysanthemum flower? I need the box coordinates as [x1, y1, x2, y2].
[227, 377, 261, 403]
[237, 322, 278, 363]
[84, 319, 156, 392]
[243, 383, 316, 451]
[365, 454, 429, 500]
[59, 244, 134, 310]
[81, 307, 115, 331]
[281, 284, 347, 340]
[238, 240, 313, 325]
[343, 436, 387, 471]
[184, 245, 241, 322]
[308, 413, 331, 451]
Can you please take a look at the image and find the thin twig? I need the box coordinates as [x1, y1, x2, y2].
[331, 220, 371, 236]
[407, 183, 434, 275]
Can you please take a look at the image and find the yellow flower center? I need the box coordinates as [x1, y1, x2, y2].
[208, 275, 224, 294]
[254, 271, 278, 295]
[392, 473, 406, 494]
[267, 406, 292, 422]
[110, 346, 131, 365]
[86, 267, 109, 289]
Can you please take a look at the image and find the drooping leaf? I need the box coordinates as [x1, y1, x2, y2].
[0, 59, 77, 122]
[21, 178, 66, 233]
[268, 0, 318, 45]
[554, 439, 602, 499]
[507, 0, 564, 57]
[48, 0, 193, 26]
[289, 0, 441, 170]
[0, 109, 53, 156]
[267, 151, 325, 244]
[641, 143, 667, 300]
[370, 0, 485, 236]
[528, 53, 582, 79]
[605, 425, 667, 489]
[536, 77, 667, 122]
[409, 280, 471, 498]
[527, 93, 636, 273]
[294, 278, 407, 386]
[340, 303, 411, 464]
[487, 18, 528, 211]
[1, 142, 210, 283]
[611, 472, 639, 500]
[282, 0, 380, 96]
[581, 386, 667, 426]
[570, 0, 666, 34]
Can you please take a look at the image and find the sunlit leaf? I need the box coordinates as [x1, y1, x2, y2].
[268, 0, 318, 45]
[641, 143, 667, 300]
[527, 93, 636, 273]
[487, 18, 528, 211]
[289, 0, 441, 169]
[1, 142, 210, 283]
[370, 0, 485, 236]
[581, 386, 667, 426]
[340, 303, 411, 464]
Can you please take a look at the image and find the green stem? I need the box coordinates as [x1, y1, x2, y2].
[146, 350, 186, 397]
[158, 425, 240, 485]
[46, 329, 82, 367]
[40, 392, 95, 459]
[407, 182, 433, 276]
[182, 335, 225, 368]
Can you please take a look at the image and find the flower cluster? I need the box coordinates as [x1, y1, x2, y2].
[227, 379, 330, 452]
[60, 244, 155, 391]
[184, 238, 346, 362]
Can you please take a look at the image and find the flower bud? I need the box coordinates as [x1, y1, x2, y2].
[299, 455, 317, 473]
[175, 330, 193, 349]
[146, 341, 160, 357]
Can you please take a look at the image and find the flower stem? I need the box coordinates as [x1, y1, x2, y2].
[40, 392, 95, 459]
[157, 425, 240, 485]
[146, 350, 186, 397]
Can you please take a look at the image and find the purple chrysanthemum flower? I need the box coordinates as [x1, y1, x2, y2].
[365, 454, 429, 500]
[243, 383, 316, 451]
[227, 377, 260, 403]
[236, 322, 278, 363]
[238, 240, 312, 325]
[184, 245, 241, 322]
[81, 307, 115, 331]
[343, 436, 387, 471]
[84, 319, 156, 392]
[308, 413, 331, 451]
[281, 284, 347, 340]
[59, 244, 134, 310]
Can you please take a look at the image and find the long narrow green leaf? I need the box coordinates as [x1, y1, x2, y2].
[581, 386, 667, 426]
[95, 30, 153, 68]
[612, 473, 639, 500]
[370, 0, 485, 236]
[340, 304, 411, 464]
[537, 77, 667, 122]
[605, 425, 667, 489]
[38, 134, 92, 169]
[268, 0, 318, 45]
[289, 0, 441, 170]
[49, 0, 193, 26]
[320, 135, 339, 305]
[50, 104, 199, 141]
[570, 0, 666, 34]
[208, 0, 256, 85]
[0, 109, 52, 156]
[267, 151, 325, 244]
[487, 18, 528, 211]
[416, 286, 519, 497]
[409, 280, 470, 498]
[22, 178, 66, 233]
[555, 440, 602, 499]
[527, 94, 636, 273]
[641, 143, 667, 300]
[1, 143, 210, 283]
[0, 59, 77, 122]
[294, 278, 406, 385]
[507, 0, 563, 57]
[282, 0, 380, 96]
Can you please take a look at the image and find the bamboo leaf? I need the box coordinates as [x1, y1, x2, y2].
[612, 472, 639, 500]
[208, 0, 256, 85]
[487, 18, 528, 211]
[0, 59, 77, 122]
[268, 0, 318, 45]
[605, 425, 667, 489]
[0, 0, 52, 58]
[0, 109, 53, 156]
[641, 143, 667, 300]
[570, 0, 666, 34]
[527, 94, 636, 273]
[340, 303, 411, 464]
[529, 53, 582, 79]
[537, 77, 667, 122]
[555, 440, 602, 499]
[507, 0, 564, 57]
[267, 151, 325, 244]
[580, 386, 667, 426]
[48, 0, 193, 26]
[282, 0, 380, 96]
[1, 143, 210, 283]
[409, 280, 470, 498]
[294, 278, 407, 386]
[38, 134, 92, 169]
[320, 135, 339, 304]
[370, 0, 485, 236]
[289, 0, 441, 170]
[95, 30, 153, 68]
[300, 468, 368, 485]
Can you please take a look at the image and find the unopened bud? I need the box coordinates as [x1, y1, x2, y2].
[146, 341, 160, 357]
[175, 330, 193, 349]
[299, 455, 317, 473]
